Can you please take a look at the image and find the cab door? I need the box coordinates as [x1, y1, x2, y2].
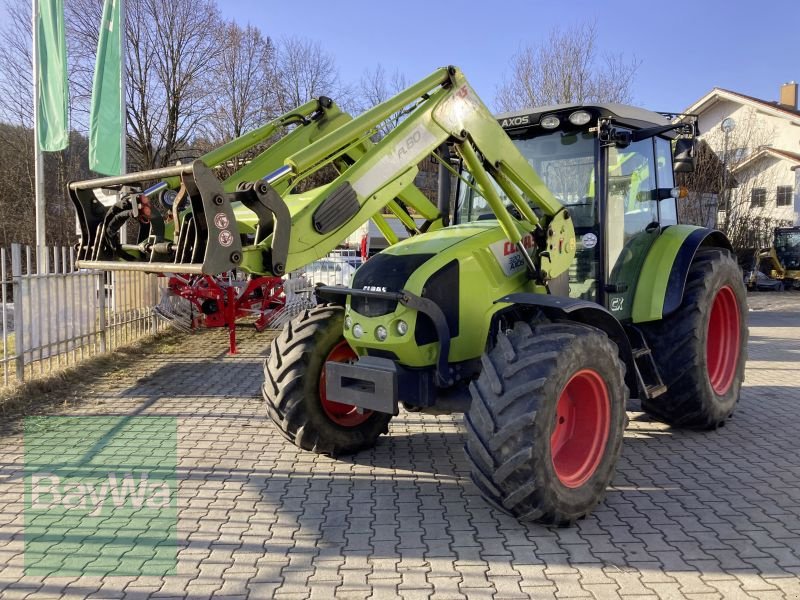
[603, 136, 664, 320]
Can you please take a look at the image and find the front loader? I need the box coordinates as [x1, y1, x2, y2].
[71, 66, 748, 526]
[70, 95, 440, 351]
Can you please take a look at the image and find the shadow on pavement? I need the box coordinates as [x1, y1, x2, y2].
[122, 360, 264, 397]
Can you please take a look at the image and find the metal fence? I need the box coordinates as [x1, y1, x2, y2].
[266, 249, 360, 329]
[1, 244, 169, 387]
[0, 245, 363, 386]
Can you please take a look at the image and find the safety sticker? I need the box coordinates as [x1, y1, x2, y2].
[214, 213, 230, 230]
[218, 230, 234, 247]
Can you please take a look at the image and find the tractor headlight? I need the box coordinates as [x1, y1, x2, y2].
[568, 110, 591, 126]
[375, 325, 388, 342]
[344, 316, 352, 330]
[540, 114, 560, 129]
[352, 323, 364, 339]
[396, 320, 408, 336]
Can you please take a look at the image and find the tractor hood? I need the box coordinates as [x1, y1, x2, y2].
[343, 219, 543, 368]
[348, 222, 494, 317]
[384, 221, 493, 257]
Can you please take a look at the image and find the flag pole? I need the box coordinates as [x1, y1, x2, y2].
[31, 0, 47, 254]
[118, 0, 127, 244]
[119, 0, 125, 177]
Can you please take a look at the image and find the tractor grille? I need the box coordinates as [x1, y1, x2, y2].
[350, 253, 434, 317]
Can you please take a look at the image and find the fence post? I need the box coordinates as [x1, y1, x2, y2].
[11, 244, 23, 382]
[150, 275, 159, 335]
[98, 271, 107, 354]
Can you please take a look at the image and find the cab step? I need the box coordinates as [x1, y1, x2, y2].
[626, 326, 667, 400]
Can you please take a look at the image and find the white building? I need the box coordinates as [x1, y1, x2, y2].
[683, 82, 800, 236]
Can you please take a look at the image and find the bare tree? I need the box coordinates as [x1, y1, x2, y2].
[204, 22, 276, 146]
[357, 64, 410, 138]
[130, 0, 224, 168]
[496, 21, 640, 112]
[0, 0, 34, 125]
[676, 140, 725, 229]
[271, 37, 345, 113]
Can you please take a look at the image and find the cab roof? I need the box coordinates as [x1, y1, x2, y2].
[496, 103, 671, 132]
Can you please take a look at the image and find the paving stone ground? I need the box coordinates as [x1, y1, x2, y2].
[0, 292, 799, 599]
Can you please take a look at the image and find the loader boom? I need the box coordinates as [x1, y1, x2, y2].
[71, 66, 575, 285]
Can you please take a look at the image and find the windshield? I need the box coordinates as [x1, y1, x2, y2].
[775, 230, 800, 269]
[513, 131, 596, 206]
[456, 130, 596, 227]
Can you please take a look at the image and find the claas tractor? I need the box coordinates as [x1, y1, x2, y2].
[70, 67, 747, 526]
[748, 226, 800, 290]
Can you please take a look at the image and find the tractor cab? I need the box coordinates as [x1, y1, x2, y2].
[774, 227, 800, 272]
[457, 104, 695, 319]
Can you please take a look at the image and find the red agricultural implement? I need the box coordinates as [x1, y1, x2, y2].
[155, 273, 285, 353]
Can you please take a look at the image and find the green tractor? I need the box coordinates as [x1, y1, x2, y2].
[70, 67, 747, 526]
[261, 77, 747, 526]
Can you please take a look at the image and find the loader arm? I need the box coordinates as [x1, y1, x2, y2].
[71, 66, 575, 284]
[71, 97, 440, 274]
[243, 66, 574, 281]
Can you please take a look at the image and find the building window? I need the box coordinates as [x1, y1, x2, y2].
[751, 188, 767, 208]
[777, 186, 793, 207]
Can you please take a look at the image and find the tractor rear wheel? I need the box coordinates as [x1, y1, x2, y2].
[640, 247, 747, 429]
[464, 321, 628, 525]
[262, 304, 392, 456]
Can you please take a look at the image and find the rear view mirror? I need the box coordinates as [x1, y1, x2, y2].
[673, 138, 695, 173]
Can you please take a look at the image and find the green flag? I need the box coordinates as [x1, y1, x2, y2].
[36, 0, 69, 151]
[89, 0, 123, 175]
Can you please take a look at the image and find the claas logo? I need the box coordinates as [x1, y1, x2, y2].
[502, 234, 533, 256]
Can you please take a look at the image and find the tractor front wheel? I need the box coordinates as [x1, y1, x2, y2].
[262, 304, 392, 455]
[464, 322, 628, 525]
[640, 248, 747, 429]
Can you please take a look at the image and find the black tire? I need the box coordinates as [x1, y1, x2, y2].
[464, 321, 628, 526]
[262, 304, 392, 456]
[640, 248, 748, 429]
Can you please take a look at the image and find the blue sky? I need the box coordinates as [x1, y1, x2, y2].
[220, 0, 798, 113]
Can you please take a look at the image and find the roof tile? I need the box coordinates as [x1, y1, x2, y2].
[716, 88, 800, 118]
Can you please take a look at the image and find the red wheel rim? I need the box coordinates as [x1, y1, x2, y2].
[706, 285, 741, 395]
[550, 369, 611, 489]
[319, 340, 373, 427]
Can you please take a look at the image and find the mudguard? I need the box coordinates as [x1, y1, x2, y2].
[632, 225, 732, 323]
[495, 293, 639, 398]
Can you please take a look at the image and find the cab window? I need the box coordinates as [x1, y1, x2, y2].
[655, 137, 678, 225]
[606, 138, 658, 270]
[455, 130, 596, 228]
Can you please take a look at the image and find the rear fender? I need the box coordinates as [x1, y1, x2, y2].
[494, 293, 639, 398]
[632, 226, 732, 323]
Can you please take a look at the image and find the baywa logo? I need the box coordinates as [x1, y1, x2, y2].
[24, 416, 177, 576]
[30, 471, 172, 517]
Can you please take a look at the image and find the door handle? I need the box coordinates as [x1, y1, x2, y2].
[605, 282, 629, 293]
